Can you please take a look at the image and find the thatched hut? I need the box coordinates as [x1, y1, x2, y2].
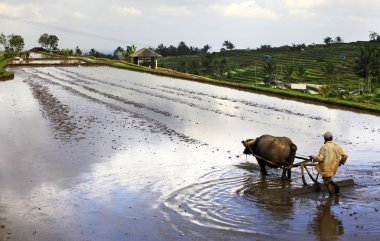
[130, 48, 162, 69]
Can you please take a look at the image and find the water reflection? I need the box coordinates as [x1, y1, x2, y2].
[309, 197, 344, 241]
[242, 175, 294, 218]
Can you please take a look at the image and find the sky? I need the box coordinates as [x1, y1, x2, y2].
[0, 0, 379, 53]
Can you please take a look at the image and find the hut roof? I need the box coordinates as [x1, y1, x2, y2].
[130, 48, 162, 58]
[29, 47, 48, 52]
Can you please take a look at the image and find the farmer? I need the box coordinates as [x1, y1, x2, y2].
[309, 131, 348, 196]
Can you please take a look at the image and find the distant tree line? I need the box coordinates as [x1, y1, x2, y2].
[153, 40, 238, 57]
[153, 41, 212, 57]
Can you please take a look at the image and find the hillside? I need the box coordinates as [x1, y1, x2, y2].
[159, 41, 380, 97]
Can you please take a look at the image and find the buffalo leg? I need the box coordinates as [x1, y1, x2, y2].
[281, 169, 287, 179]
[287, 168, 291, 179]
[257, 159, 268, 175]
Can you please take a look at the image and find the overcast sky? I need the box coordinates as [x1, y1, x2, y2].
[0, 0, 379, 53]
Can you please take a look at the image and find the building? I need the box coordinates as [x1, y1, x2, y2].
[130, 48, 162, 69]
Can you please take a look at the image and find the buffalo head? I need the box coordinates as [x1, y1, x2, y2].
[242, 139, 257, 155]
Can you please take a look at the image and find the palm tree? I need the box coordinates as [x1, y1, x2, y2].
[218, 58, 228, 76]
[189, 59, 200, 74]
[296, 66, 306, 81]
[354, 44, 378, 93]
[335, 36, 343, 43]
[201, 44, 212, 54]
[284, 65, 294, 83]
[262, 61, 274, 86]
[369, 31, 379, 42]
[321, 61, 337, 84]
[323, 36, 333, 46]
[222, 41, 235, 51]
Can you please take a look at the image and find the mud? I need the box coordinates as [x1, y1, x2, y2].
[0, 66, 379, 241]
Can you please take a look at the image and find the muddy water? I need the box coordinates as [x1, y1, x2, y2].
[0, 66, 379, 241]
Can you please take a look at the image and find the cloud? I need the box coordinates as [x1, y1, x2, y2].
[71, 11, 86, 20]
[112, 5, 141, 17]
[211, 1, 278, 19]
[282, 0, 328, 19]
[157, 5, 192, 16]
[283, 0, 329, 9]
[288, 9, 317, 19]
[0, 2, 42, 18]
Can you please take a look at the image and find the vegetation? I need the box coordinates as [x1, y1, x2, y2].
[222, 41, 235, 51]
[38, 33, 59, 50]
[0, 33, 25, 53]
[153, 42, 212, 57]
[353, 43, 379, 93]
[159, 40, 380, 111]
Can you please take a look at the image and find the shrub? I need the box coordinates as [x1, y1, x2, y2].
[372, 88, 380, 102]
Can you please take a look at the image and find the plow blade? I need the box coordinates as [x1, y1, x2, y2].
[288, 179, 355, 195]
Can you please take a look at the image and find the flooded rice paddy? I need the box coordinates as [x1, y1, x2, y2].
[0, 66, 379, 241]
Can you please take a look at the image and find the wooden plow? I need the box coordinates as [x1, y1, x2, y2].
[288, 155, 319, 186]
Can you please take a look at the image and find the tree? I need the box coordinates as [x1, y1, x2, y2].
[179, 60, 187, 72]
[75, 46, 82, 56]
[1, 33, 24, 52]
[38, 33, 49, 49]
[125, 45, 136, 59]
[113, 46, 124, 59]
[202, 54, 215, 76]
[321, 61, 337, 83]
[89, 48, 98, 56]
[323, 36, 333, 46]
[262, 61, 274, 86]
[296, 65, 306, 81]
[8, 34, 24, 52]
[369, 31, 379, 42]
[189, 59, 200, 74]
[284, 65, 294, 83]
[335, 36, 343, 43]
[0, 33, 6, 50]
[218, 58, 228, 76]
[222, 40, 235, 50]
[201, 44, 212, 54]
[177, 41, 190, 55]
[48, 35, 59, 50]
[354, 44, 379, 93]
[38, 33, 59, 50]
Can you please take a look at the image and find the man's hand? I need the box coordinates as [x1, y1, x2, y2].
[339, 155, 347, 166]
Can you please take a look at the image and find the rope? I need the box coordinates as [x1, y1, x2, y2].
[246, 145, 284, 168]
[245, 145, 314, 170]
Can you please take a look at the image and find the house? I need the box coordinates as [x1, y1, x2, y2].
[130, 48, 162, 69]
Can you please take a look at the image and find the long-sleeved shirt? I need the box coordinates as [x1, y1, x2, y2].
[314, 141, 348, 177]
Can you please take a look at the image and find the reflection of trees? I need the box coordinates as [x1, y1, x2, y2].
[242, 176, 294, 218]
[309, 197, 344, 241]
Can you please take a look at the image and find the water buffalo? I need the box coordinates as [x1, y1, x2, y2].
[242, 135, 297, 179]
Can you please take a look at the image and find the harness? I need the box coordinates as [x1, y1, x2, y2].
[245, 145, 319, 184]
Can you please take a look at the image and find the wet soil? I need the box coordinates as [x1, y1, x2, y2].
[0, 66, 379, 241]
